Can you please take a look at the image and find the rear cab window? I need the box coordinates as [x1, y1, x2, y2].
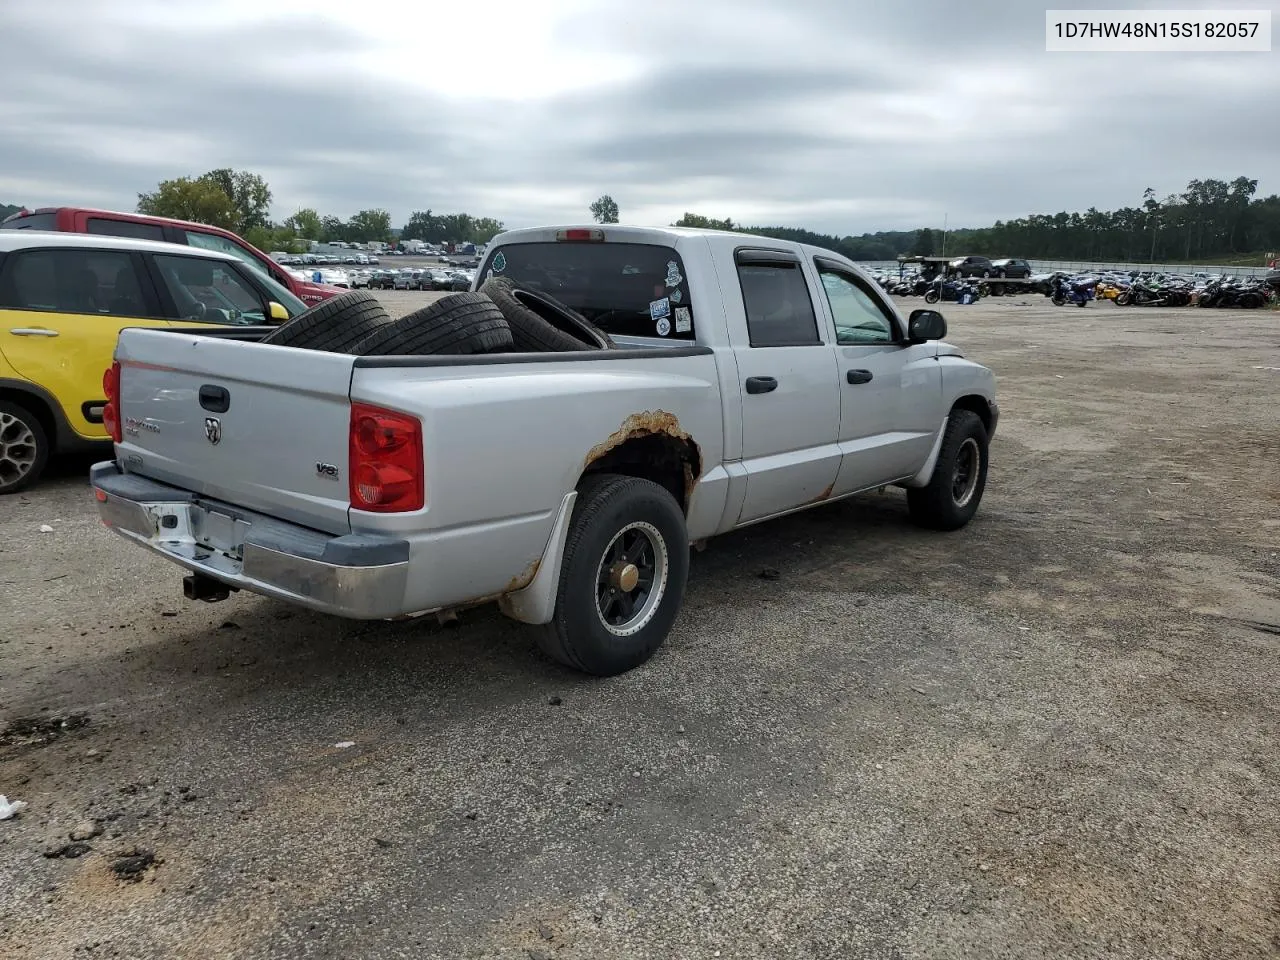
[478, 241, 695, 341]
[1, 213, 58, 231]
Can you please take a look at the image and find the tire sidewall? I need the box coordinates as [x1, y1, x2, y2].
[555, 480, 688, 675]
[935, 413, 989, 527]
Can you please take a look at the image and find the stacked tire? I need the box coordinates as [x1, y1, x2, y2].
[261, 281, 615, 358]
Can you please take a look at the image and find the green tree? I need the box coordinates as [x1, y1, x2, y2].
[347, 209, 392, 243]
[590, 195, 619, 224]
[320, 215, 345, 242]
[401, 209, 440, 241]
[471, 217, 505, 243]
[137, 177, 239, 230]
[201, 169, 272, 232]
[0, 203, 23, 221]
[911, 228, 935, 256]
[284, 207, 322, 240]
[673, 212, 735, 230]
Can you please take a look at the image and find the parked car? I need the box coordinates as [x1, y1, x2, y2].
[990, 258, 1032, 279]
[0, 230, 302, 492]
[392, 269, 418, 290]
[948, 255, 995, 278]
[90, 223, 998, 677]
[1, 207, 346, 306]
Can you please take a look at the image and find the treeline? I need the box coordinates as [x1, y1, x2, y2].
[129, 169, 509, 253]
[675, 176, 1278, 265]
[9, 173, 1277, 264]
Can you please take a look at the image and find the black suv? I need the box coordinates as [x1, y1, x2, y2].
[949, 255, 995, 278]
[990, 257, 1032, 279]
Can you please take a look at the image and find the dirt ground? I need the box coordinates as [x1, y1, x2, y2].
[1, 293, 1278, 960]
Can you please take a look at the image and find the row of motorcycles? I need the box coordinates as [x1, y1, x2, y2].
[872, 269, 1278, 309]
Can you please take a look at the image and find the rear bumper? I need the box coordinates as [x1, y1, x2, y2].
[90, 462, 410, 619]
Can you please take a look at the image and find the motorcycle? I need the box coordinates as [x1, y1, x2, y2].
[1050, 275, 1096, 307]
[924, 276, 980, 304]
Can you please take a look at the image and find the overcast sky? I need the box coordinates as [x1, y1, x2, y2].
[2, 0, 1277, 236]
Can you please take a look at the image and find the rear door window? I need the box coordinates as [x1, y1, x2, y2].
[86, 217, 166, 242]
[737, 262, 821, 347]
[478, 242, 695, 340]
[152, 254, 269, 324]
[0, 248, 158, 318]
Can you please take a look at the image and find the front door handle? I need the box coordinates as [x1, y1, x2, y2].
[846, 369, 873, 385]
[10, 328, 60, 337]
[745, 376, 778, 395]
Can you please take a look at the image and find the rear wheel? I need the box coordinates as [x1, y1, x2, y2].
[536, 474, 689, 676]
[0, 400, 49, 495]
[907, 409, 989, 531]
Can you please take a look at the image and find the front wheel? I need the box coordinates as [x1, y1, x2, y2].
[907, 410, 989, 531]
[537, 474, 689, 676]
[924, 289, 940, 304]
[1052, 295, 1066, 306]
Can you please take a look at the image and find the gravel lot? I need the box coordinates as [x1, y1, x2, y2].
[2, 294, 1278, 959]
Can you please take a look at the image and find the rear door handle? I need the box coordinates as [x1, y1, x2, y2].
[745, 376, 778, 395]
[10, 328, 60, 337]
[846, 369, 873, 385]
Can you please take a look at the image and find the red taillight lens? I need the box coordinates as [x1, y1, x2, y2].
[348, 403, 423, 512]
[102, 361, 122, 443]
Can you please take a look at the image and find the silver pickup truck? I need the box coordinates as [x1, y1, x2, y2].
[92, 225, 998, 676]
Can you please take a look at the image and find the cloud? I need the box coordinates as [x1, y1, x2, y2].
[1, 0, 1277, 236]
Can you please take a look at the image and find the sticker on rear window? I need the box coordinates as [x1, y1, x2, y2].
[674, 307, 691, 333]
[655, 317, 671, 336]
[649, 297, 671, 321]
[665, 261, 683, 287]
[669, 288, 683, 304]
[492, 252, 506, 274]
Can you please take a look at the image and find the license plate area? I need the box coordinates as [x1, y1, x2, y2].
[190, 506, 250, 561]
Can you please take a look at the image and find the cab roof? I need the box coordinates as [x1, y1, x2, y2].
[0, 229, 241, 261]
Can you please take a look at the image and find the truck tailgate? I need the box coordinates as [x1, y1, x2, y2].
[114, 329, 355, 534]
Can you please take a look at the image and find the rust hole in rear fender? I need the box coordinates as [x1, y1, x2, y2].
[583, 410, 703, 506]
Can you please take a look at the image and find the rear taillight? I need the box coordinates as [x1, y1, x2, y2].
[102, 361, 122, 443]
[555, 228, 604, 242]
[348, 403, 424, 512]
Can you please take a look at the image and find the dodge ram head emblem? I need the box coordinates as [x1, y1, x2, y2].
[204, 417, 221, 445]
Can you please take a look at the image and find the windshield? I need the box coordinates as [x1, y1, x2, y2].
[477, 241, 695, 341]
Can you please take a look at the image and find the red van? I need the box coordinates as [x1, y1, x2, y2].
[0, 207, 344, 306]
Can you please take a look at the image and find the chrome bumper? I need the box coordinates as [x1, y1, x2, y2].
[91, 462, 410, 620]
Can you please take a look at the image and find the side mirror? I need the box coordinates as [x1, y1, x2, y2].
[907, 308, 947, 342]
[267, 301, 289, 323]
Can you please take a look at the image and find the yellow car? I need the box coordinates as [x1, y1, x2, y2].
[0, 231, 296, 493]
